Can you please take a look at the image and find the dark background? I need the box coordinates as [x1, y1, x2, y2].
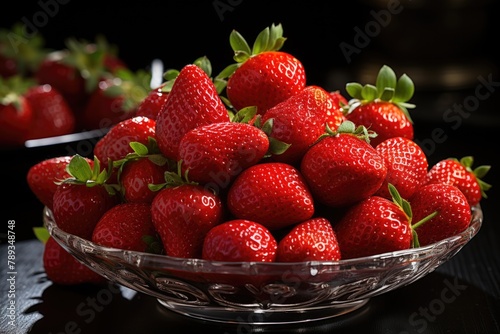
[1, 2, 500, 333]
[1, 0, 499, 241]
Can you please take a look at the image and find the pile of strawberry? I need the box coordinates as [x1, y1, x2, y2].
[27, 24, 492, 285]
[0, 23, 153, 147]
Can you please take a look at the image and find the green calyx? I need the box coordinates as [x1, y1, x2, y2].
[317, 120, 377, 144]
[388, 183, 438, 249]
[0, 22, 49, 75]
[57, 154, 119, 195]
[113, 138, 175, 190]
[254, 116, 292, 157]
[216, 23, 286, 90]
[345, 65, 416, 123]
[63, 35, 120, 93]
[230, 22, 286, 63]
[453, 156, 492, 199]
[161, 56, 229, 97]
[102, 68, 152, 112]
[148, 160, 198, 193]
[0, 75, 35, 110]
[113, 137, 171, 169]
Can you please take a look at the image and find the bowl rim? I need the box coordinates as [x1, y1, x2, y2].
[43, 204, 483, 274]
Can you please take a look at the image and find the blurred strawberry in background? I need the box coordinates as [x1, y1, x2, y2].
[34, 35, 128, 127]
[0, 23, 49, 78]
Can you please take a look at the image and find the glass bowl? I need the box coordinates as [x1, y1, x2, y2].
[43, 205, 482, 325]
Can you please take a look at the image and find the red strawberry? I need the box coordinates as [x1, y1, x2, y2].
[135, 83, 170, 120]
[410, 183, 472, 246]
[300, 121, 387, 207]
[92, 202, 160, 252]
[35, 50, 87, 114]
[0, 76, 34, 147]
[35, 36, 127, 124]
[52, 155, 119, 240]
[225, 23, 306, 115]
[276, 217, 341, 262]
[81, 69, 151, 130]
[333, 187, 413, 259]
[202, 219, 277, 262]
[344, 65, 415, 147]
[329, 90, 348, 110]
[0, 23, 48, 77]
[227, 162, 315, 230]
[24, 84, 75, 139]
[41, 234, 105, 285]
[119, 158, 170, 203]
[260, 85, 346, 165]
[115, 141, 173, 204]
[374, 136, 428, 200]
[155, 63, 230, 160]
[93, 116, 157, 169]
[424, 156, 491, 206]
[26, 155, 94, 211]
[151, 180, 224, 259]
[0, 53, 17, 78]
[178, 121, 269, 188]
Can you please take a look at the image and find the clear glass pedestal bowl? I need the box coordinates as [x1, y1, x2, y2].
[43, 205, 482, 325]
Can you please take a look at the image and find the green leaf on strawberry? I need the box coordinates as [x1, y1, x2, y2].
[0, 75, 35, 110]
[148, 160, 198, 192]
[318, 120, 377, 144]
[387, 183, 438, 248]
[0, 22, 49, 76]
[33, 226, 50, 244]
[57, 154, 119, 195]
[345, 65, 416, 123]
[458, 156, 492, 199]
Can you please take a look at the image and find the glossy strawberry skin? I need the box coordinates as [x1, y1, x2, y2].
[155, 64, 230, 160]
[261, 85, 345, 166]
[43, 236, 106, 285]
[26, 156, 94, 211]
[375, 136, 428, 200]
[135, 84, 169, 120]
[119, 158, 170, 204]
[151, 184, 224, 259]
[300, 134, 387, 207]
[0, 54, 17, 78]
[0, 97, 33, 147]
[52, 183, 119, 240]
[35, 51, 87, 111]
[226, 51, 306, 115]
[92, 202, 156, 252]
[334, 196, 412, 259]
[178, 122, 269, 187]
[346, 101, 413, 147]
[227, 162, 315, 230]
[277, 217, 341, 262]
[410, 183, 472, 246]
[424, 158, 482, 206]
[202, 219, 277, 262]
[81, 78, 130, 130]
[24, 84, 76, 139]
[329, 90, 348, 110]
[94, 116, 156, 168]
